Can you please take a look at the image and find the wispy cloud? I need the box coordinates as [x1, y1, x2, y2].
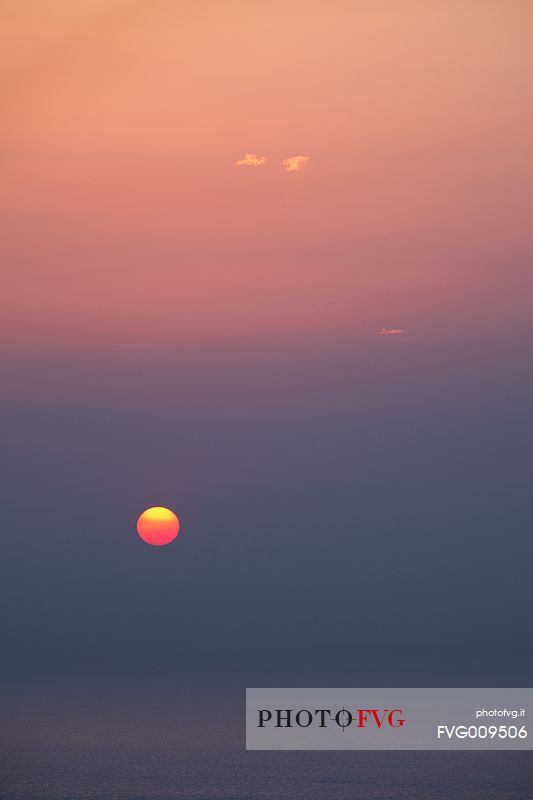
[236, 153, 266, 167]
[378, 328, 405, 335]
[281, 155, 310, 173]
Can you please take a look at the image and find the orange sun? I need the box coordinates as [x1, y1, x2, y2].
[137, 506, 180, 546]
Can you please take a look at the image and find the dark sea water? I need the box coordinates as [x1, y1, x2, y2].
[2, 691, 532, 800]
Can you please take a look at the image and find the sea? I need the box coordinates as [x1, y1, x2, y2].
[2, 690, 532, 800]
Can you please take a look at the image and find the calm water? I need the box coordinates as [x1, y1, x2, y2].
[2, 691, 532, 800]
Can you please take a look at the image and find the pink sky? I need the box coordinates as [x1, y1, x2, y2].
[1, 1, 532, 354]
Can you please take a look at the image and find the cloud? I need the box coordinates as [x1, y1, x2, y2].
[281, 155, 310, 173]
[378, 328, 405, 335]
[236, 153, 266, 167]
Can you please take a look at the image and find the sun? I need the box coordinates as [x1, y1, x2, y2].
[137, 506, 180, 546]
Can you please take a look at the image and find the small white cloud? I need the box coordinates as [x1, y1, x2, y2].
[281, 155, 310, 173]
[378, 328, 405, 335]
[236, 153, 266, 167]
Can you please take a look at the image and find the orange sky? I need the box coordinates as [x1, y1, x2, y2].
[1, 1, 532, 353]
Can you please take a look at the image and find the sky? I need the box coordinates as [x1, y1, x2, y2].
[1, 1, 533, 692]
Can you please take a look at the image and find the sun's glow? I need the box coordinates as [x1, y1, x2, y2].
[136, 506, 180, 546]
